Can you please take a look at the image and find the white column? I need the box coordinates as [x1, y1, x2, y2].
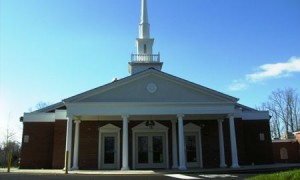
[218, 119, 227, 168]
[72, 120, 81, 170]
[177, 114, 186, 170]
[229, 114, 240, 168]
[171, 120, 178, 169]
[64, 115, 73, 170]
[121, 115, 129, 170]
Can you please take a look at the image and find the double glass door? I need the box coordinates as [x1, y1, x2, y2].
[136, 133, 166, 169]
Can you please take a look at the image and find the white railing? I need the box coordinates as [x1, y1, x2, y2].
[131, 53, 160, 62]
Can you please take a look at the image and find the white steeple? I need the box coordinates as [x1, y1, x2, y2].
[128, 0, 163, 75]
[139, 0, 150, 38]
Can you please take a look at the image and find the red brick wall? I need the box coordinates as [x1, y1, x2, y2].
[78, 121, 100, 169]
[20, 122, 54, 169]
[20, 118, 274, 169]
[52, 120, 67, 169]
[272, 141, 300, 163]
[196, 120, 220, 168]
[242, 120, 273, 165]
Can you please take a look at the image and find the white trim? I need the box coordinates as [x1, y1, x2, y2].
[55, 110, 67, 120]
[23, 110, 67, 122]
[132, 121, 169, 169]
[23, 113, 55, 122]
[98, 123, 121, 170]
[66, 102, 235, 117]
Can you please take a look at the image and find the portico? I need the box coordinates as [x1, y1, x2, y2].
[63, 90, 240, 170]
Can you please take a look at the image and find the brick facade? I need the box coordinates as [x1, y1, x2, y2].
[52, 120, 67, 169]
[20, 122, 54, 169]
[20, 118, 273, 169]
[272, 141, 300, 163]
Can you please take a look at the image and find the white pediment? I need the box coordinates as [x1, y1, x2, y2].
[99, 123, 120, 131]
[184, 123, 201, 131]
[67, 70, 237, 104]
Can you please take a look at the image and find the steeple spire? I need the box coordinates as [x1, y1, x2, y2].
[139, 0, 150, 38]
[128, 0, 163, 75]
[141, 0, 149, 24]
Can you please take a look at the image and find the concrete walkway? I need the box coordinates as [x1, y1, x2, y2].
[1, 163, 300, 175]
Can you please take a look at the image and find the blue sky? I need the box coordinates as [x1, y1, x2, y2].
[1, 0, 300, 142]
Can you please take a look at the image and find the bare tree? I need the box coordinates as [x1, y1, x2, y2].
[259, 102, 282, 139]
[28, 101, 51, 112]
[259, 88, 300, 139]
[0, 122, 19, 167]
[35, 101, 50, 110]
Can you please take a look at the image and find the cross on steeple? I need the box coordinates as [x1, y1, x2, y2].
[128, 0, 163, 75]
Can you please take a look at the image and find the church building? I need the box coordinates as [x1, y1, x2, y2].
[20, 0, 273, 170]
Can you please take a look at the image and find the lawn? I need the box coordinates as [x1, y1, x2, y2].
[248, 169, 300, 180]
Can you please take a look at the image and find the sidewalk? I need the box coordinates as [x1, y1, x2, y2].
[1, 163, 300, 175]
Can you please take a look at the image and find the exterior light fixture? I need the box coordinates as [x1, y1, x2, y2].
[146, 120, 155, 129]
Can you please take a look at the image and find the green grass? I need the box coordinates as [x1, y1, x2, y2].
[248, 169, 300, 180]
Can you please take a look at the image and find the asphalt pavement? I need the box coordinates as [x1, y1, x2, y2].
[0, 173, 257, 180]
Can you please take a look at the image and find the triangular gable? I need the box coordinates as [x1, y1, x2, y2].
[64, 69, 238, 104]
[99, 123, 120, 131]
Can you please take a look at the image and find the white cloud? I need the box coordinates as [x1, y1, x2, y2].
[228, 57, 300, 91]
[228, 80, 247, 91]
[246, 57, 300, 82]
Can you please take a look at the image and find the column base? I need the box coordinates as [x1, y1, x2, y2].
[231, 164, 240, 168]
[121, 166, 130, 171]
[172, 165, 178, 169]
[63, 166, 72, 171]
[178, 166, 187, 170]
[220, 164, 227, 168]
[71, 166, 79, 170]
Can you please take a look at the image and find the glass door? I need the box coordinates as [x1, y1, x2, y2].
[136, 133, 166, 169]
[101, 133, 118, 169]
[185, 132, 200, 167]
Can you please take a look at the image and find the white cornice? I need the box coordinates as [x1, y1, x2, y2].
[23, 110, 67, 122]
[66, 102, 235, 117]
[23, 112, 55, 122]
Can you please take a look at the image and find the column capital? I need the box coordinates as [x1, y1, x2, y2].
[171, 119, 177, 124]
[74, 120, 81, 124]
[67, 114, 74, 119]
[122, 115, 129, 119]
[227, 113, 234, 118]
[218, 119, 224, 123]
[177, 114, 184, 119]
